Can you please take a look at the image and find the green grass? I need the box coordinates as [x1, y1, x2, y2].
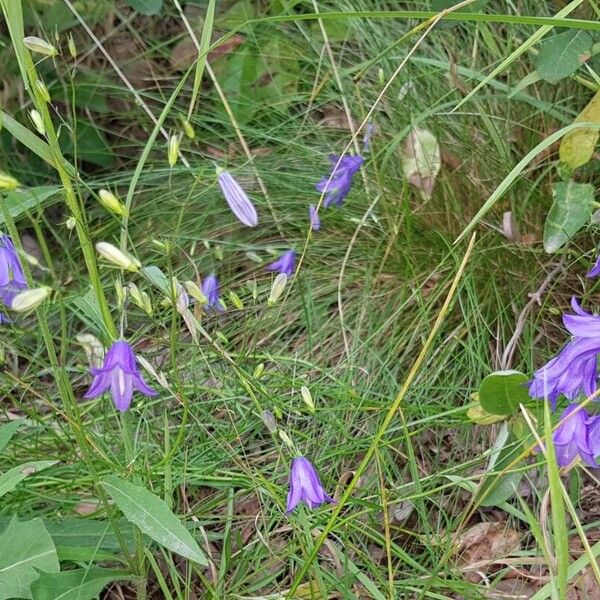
[2, 0, 600, 598]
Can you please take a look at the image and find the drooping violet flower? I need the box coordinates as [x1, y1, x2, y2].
[315, 154, 364, 208]
[0, 233, 27, 307]
[587, 253, 600, 278]
[216, 167, 258, 227]
[201, 274, 224, 312]
[84, 340, 157, 412]
[266, 250, 296, 277]
[546, 404, 596, 467]
[529, 298, 600, 409]
[308, 205, 320, 231]
[286, 456, 334, 513]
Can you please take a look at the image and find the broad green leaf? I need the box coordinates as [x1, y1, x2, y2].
[31, 568, 129, 600]
[560, 89, 600, 170]
[535, 30, 592, 84]
[0, 517, 59, 600]
[0, 186, 61, 225]
[0, 460, 57, 499]
[0, 419, 23, 453]
[142, 265, 171, 295]
[125, 0, 162, 15]
[101, 475, 207, 565]
[543, 180, 595, 253]
[478, 370, 529, 416]
[401, 126, 440, 199]
[61, 121, 116, 169]
[70, 287, 110, 340]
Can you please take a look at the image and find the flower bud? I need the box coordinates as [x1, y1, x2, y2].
[228, 290, 244, 310]
[96, 242, 140, 272]
[180, 118, 195, 139]
[0, 172, 20, 190]
[65, 216, 76, 230]
[167, 133, 180, 167]
[34, 79, 50, 103]
[253, 363, 265, 379]
[30, 109, 45, 135]
[128, 283, 153, 315]
[378, 67, 385, 86]
[261, 410, 277, 433]
[98, 189, 127, 216]
[278, 429, 294, 449]
[300, 386, 315, 413]
[245, 251, 262, 263]
[11, 286, 51, 312]
[23, 36, 57, 57]
[115, 281, 126, 309]
[267, 273, 287, 306]
[67, 34, 77, 59]
[183, 280, 207, 304]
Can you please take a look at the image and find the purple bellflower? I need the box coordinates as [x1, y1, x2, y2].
[308, 205, 320, 231]
[0, 233, 27, 308]
[84, 340, 157, 412]
[266, 250, 296, 277]
[286, 456, 334, 513]
[216, 168, 258, 227]
[201, 274, 224, 312]
[547, 404, 596, 467]
[315, 154, 364, 208]
[529, 298, 600, 409]
[587, 253, 600, 278]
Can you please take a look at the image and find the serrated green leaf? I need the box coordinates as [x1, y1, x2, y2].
[559, 89, 600, 170]
[101, 475, 207, 565]
[0, 517, 59, 600]
[478, 370, 529, 416]
[31, 568, 130, 600]
[535, 30, 592, 84]
[0, 419, 23, 453]
[0, 460, 57, 499]
[543, 180, 595, 253]
[125, 0, 162, 16]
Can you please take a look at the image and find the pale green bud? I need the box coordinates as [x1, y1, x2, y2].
[98, 189, 127, 216]
[0, 172, 20, 190]
[23, 36, 57, 57]
[253, 363, 265, 379]
[378, 67, 385, 86]
[267, 273, 287, 306]
[300, 386, 315, 413]
[228, 290, 244, 310]
[96, 242, 140, 272]
[65, 216, 76, 230]
[11, 286, 51, 312]
[151, 239, 169, 253]
[67, 33, 77, 59]
[278, 429, 294, 449]
[213, 246, 224, 261]
[128, 283, 153, 315]
[34, 79, 50, 103]
[183, 280, 207, 305]
[261, 410, 277, 433]
[180, 118, 195, 139]
[114, 281, 126, 309]
[245, 251, 262, 264]
[30, 110, 45, 135]
[167, 133, 180, 167]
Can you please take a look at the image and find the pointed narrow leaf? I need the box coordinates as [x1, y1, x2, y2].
[31, 568, 130, 600]
[543, 180, 595, 253]
[101, 475, 207, 565]
[0, 460, 57, 499]
[0, 419, 23, 453]
[559, 90, 600, 170]
[0, 517, 59, 600]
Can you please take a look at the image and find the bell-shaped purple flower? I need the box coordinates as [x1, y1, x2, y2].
[0, 233, 27, 308]
[266, 250, 296, 277]
[529, 298, 600, 409]
[587, 253, 600, 278]
[308, 205, 320, 231]
[315, 154, 364, 208]
[216, 168, 258, 227]
[547, 404, 596, 467]
[201, 274, 224, 312]
[84, 340, 157, 412]
[286, 456, 334, 513]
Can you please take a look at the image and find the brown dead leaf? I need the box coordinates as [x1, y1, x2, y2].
[455, 521, 521, 579]
[318, 105, 351, 130]
[485, 578, 540, 599]
[170, 35, 245, 71]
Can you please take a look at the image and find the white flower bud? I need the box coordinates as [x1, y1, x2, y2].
[98, 189, 127, 216]
[96, 242, 140, 272]
[11, 286, 51, 312]
[0, 172, 20, 190]
[23, 36, 57, 57]
[300, 386, 315, 413]
[267, 273, 287, 306]
[278, 430, 294, 449]
[167, 133, 180, 167]
[30, 110, 45, 135]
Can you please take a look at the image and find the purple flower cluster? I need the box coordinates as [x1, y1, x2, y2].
[0, 233, 27, 321]
[315, 155, 364, 208]
[529, 297, 600, 467]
